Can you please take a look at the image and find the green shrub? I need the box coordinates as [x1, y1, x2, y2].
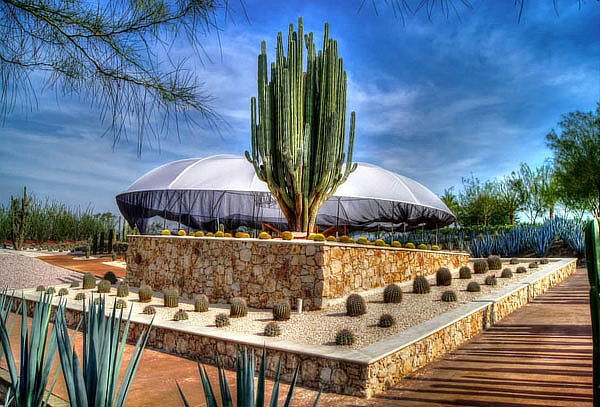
[346, 294, 367, 317]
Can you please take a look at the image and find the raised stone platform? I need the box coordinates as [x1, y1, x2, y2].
[125, 235, 470, 309]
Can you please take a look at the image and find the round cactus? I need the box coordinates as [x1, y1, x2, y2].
[441, 290, 457, 302]
[326, 236, 337, 242]
[335, 329, 355, 346]
[374, 239, 386, 247]
[138, 285, 153, 303]
[272, 301, 291, 321]
[501, 268, 513, 278]
[346, 294, 367, 317]
[264, 321, 281, 337]
[75, 292, 86, 301]
[510, 258, 519, 265]
[70, 281, 80, 288]
[436, 267, 452, 286]
[58, 288, 69, 296]
[473, 260, 489, 274]
[516, 266, 527, 273]
[431, 245, 441, 251]
[97, 280, 111, 294]
[529, 261, 539, 269]
[312, 233, 326, 242]
[173, 309, 188, 321]
[214, 231, 225, 238]
[392, 241, 402, 248]
[540, 258, 549, 265]
[413, 276, 430, 294]
[383, 284, 402, 304]
[177, 229, 187, 236]
[339, 235, 353, 243]
[83, 273, 96, 289]
[36, 285, 46, 292]
[405, 242, 416, 249]
[116, 284, 129, 298]
[417, 244, 428, 250]
[281, 231, 294, 240]
[205, 232, 214, 237]
[258, 232, 271, 240]
[195, 231, 205, 237]
[459, 266, 472, 279]
[487, 255, 502, 270]
[224, 232, 232, 238]
[142, 305, 156, 315]
[466, 282, 481, 292]
[194, 294, 209, 312]
[230, 297, 248, 317]
[103, 271, 118, 284]
[378, 313, 395, 328]
[357, 237, 369, 245]
[46, 286, 56, 295]
[215, 313, 230, 327]
[115, 299, 127, 309]
[485, 275, 498, 286]
[163, 288, 179, 308]
[161, 229, 171, 235]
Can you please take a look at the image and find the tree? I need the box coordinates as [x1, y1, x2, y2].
[0, 0, 224, 153]
[496, 173, 525, 225]
[538, 163, 560, 218]
[547, 104, 600, 216]
[516, 162, 546, 223]
[459, 176, 499, 226]
[245, 18, 356, 233]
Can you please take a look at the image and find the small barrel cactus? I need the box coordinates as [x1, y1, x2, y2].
[69, 281, 80, 288]
[173, 309, 188, 321]
[258, 232, 271, 240]
[431, 244, 441, 251]
[501, 268, 513, 278]
[485, 275, 498, 286]
[516, 266, 527, 273]
[436, 267, 452, 286]
[540, 258, 549, 265]
[177, 229, 187, 236]
[103, 271, 118, 284]
[392, 241, 402, 248]
[163, 288, 179, 308]
[467, 281, 481, 292]
[46, 287, 56, 295]
[378, 313, 396, 328]
[487, 255, 502, 270]
[335, 329, 355, 346]
[473, 260, 489, 274]
[272, 301, 291, 321]
[417, 243, 428, 250]
[115, 299, 127, 309]
[281, 231, 294, 240]
[413, 276, 431, 294]
[142, 305, 156, 315]
[529, 261, 539, 269]
[441, 290, 457, 302]
[97, 280, 111, 294]
[195, 231, 205, 237]
[459, 266, 472, 279]
[230, 297, 248, 317]
[405, 242, 416, 249]
[161, 229, 171, 235]
[215, 313, 230, 327]
[75, 292, 86, 301]
[83, 272, 96, 289]
[510, 258, 519, 265]
[116, 284, 129, 298]
[214, 231, 225, 238]
[205, 232, 214, 237]
[383, 284, 402, 304]
[36, 285, 46, 292]
[194, 294, 209, 312]
[138, 285, 153, 302]
[312, 233, 326, 242]
[346, 294, 367, 317]
[264, 321, 281, 337]
[357, 237, 369, 245]
[58, 288, 69, 296]
[374, 239, 386, 247]
[326, 235, 337, 242]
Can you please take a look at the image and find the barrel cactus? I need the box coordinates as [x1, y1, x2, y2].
[413, 276, 430, 294]
[272, 301, 291, 321]
[383, 284, 402, 304]
[46, 287, 56, 295]
[467, 281, 481, 292]
[441, 290, 457, 302]
[195, 231, 205, 237]
[264, 321, 281, 337]
[378, 313, 395, 328]
[142, 305, 156, 315]
[161, 229, 171, 235]
[487, 255, 502, 270]
[459, 266, 472, 279]
[138, 285, 153, 303]
[346, 294, 367, 317]
[540, 258, 549, 265]
[312, 233, 326, 242]
[357, 237, 369, 245]
[501, 268, 513, 278]
[36, 285, 46, 292]
[431, 244, 441, 251]
[115, 299, 127, 309]
[529, 261, 539, 269]
[374, 239, 386, 247]
[83, 272, 96, 289]
[473, 260, 489, 274]
[281, 231, 294, 240]
[116, 284, 129, 298]
[103, 271, 118, 284]
[230, 297, 248, 317]
[70, 281, 80, 288]
[335, 329, 355, 346]
[173, 309, 188, 321]
[97, 280, 111, 293]
[75, 292, 86, 301]
[58, 288, 69, 296]
[417, 243, 428, 250]
[194, 294, 209, 312]
[163, 288, 179, 308]
[405, 242, 416, 249]
[436, 267, 452, 286]
[485, 275, 498, 286]
[326, 236, 337, 242]
[258, 232, 271, 240]
[516, 266, 527, 273]
[214, 231, 225, 238]
[392, 241, 402, 248]
[215, 313, 230, 327]
[510, 258, 519, 265]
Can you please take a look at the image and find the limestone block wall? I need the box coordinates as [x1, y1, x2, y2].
[126, 236, 470, 309]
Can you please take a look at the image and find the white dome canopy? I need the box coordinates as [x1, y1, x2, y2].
[116, 155, 455, 232]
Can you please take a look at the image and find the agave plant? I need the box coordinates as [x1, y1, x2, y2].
[54, 297, 154, 407]
[177, 347, 321, 407]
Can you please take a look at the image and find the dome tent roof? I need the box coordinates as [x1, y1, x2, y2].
[116, 155, 455, 232]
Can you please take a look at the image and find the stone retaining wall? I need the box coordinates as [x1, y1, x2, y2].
[126, 235, 469, 309]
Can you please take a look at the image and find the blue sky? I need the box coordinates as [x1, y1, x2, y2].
[1, 0, 599, 213]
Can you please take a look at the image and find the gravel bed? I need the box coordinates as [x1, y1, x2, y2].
[0, 253, 82, 289]
[28, 259, 548, 349]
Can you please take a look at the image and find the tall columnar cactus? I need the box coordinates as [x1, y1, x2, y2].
[245, 18, 357, 232]
[10, 186, 32, 251]
[585, 218, 600, 405]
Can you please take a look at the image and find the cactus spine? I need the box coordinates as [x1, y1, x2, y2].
[585, 218, 600, 405]
[245, 18, 357, 232]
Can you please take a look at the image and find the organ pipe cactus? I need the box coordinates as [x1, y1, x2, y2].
[585, 218, 600, 405]
[245, 18, 357, 232]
